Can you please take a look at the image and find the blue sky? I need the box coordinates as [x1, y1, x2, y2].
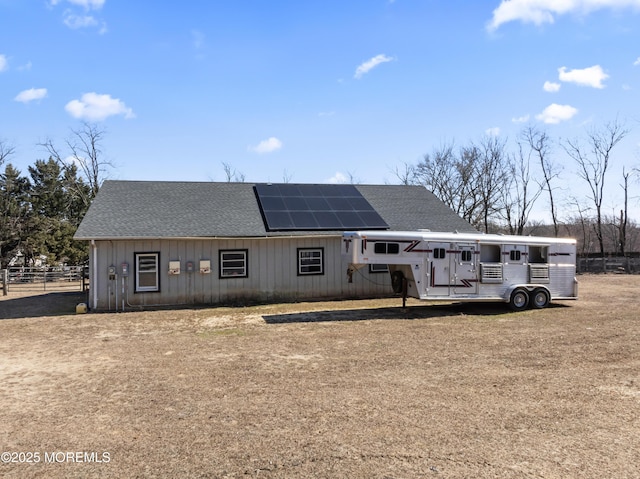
[2, 0, 640, 219]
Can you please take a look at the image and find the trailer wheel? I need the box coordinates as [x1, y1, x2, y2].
[509, 289, 529, 312]
[531, 288, 550, 309]
[391, 271, 404, 294]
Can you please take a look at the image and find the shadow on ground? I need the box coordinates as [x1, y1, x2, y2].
[261, 301, 553, 324]
[0, 292, 88, 320]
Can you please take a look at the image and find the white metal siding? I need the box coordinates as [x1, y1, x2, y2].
[92, 237, 391, 311]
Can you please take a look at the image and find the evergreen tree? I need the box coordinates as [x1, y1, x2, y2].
[23, 158, 89, 265]
[0, 164, 31, 268]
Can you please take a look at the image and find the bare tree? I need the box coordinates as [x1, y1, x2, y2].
[521, 126, 561, 236]
[618, 167, 633, 255]
[454, 144, 483, 225]
[563, 119, 629, 256]
[40, 122, 111, 206]
[565, 197, 594, 256]
[0, 139, 15, 168]
[390, 162, 417, 185]
[474, 136, 511, 233]
[414, 141, 481, 223]
[67, 123, 110, 198]
[347, 171, 361, 184]
[281, 169, 293, 183]
[221, 162, 246, 182]
[502, 140, 544, 235]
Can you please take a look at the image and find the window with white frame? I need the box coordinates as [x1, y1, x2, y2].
[369, 264, 389, 274]
[135, 252, 160, 292]
[219, 250, 248, 278]
[298, 248, 324, 276]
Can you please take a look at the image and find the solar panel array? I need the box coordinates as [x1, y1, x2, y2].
[254, 183, 389, 231]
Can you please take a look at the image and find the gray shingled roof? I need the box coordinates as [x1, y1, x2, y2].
[74, 180, 475, 240]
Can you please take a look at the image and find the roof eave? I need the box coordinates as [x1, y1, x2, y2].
[73, 233, 345, 241]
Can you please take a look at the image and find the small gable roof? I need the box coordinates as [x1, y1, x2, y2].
[74, 180, 475, 240]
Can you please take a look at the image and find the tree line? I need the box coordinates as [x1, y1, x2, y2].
[1, 119, 638, 269]
[0, 123, 107, 269]
[393, 120, 637, 257]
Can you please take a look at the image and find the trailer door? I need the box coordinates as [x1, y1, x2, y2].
[452, 243, 479, 296]
[426, 242, 451, 297]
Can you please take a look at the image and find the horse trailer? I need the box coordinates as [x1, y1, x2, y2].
[343, 230, 578, 310]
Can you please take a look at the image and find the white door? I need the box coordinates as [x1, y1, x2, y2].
[426, 242, 451, 296]
[453, 243, 479, 295]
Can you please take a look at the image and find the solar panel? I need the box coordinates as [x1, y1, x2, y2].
[254, 183, 389, 231]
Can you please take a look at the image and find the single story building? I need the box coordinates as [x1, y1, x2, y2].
[74, 180, 475, 311]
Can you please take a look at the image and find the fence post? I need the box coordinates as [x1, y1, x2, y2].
[2, 269, 7, 296]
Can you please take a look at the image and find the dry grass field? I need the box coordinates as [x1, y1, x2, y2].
[0, 274, 638, 478]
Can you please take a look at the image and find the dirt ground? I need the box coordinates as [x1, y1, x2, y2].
[0, 275, 638, 479]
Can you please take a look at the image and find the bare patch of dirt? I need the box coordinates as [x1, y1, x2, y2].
[1, 275, 639, 478]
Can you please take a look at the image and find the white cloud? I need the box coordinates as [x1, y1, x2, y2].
[0, 54, 8, 72]
[535, 103, 578, 124]
[634, 57, 640, 66]
[14, 88, 48, 103]
[65, 92, 135, 121]
[512, 114, 530, 123]
[62, 155, 84, 168]
[485, 127, 501, 136]
[64, 14, 98, 29]
[50, 0, 105, 9]
[248, 137, 283, 154]
[354, 54, 394, 79]
[543, 81, 561, 92]
[327, 172, 348, 184]
[51, 0, 107, 31]
[488, 0, 640, 31]
[62, 12, 107, 32]
[558, 65, 608, 88]
[73, 0, 105, 8]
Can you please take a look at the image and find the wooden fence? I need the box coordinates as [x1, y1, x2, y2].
[577, 256, 640, 274]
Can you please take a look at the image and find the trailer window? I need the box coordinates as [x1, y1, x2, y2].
[480, 244, 500, 262]
[433, 248, 446, 259]
[460, 250, 472, 262]
[529, 246, 547, 263]
[509, 250, 522, 262]
[374, 242, 400, 254]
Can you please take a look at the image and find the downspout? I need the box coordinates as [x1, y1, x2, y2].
[91, 240, 98, 310]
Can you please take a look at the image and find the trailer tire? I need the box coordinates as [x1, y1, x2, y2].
[509, 288, 529, 312]
[531, 288, 550, 309]
[391, 271, 404, 294]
